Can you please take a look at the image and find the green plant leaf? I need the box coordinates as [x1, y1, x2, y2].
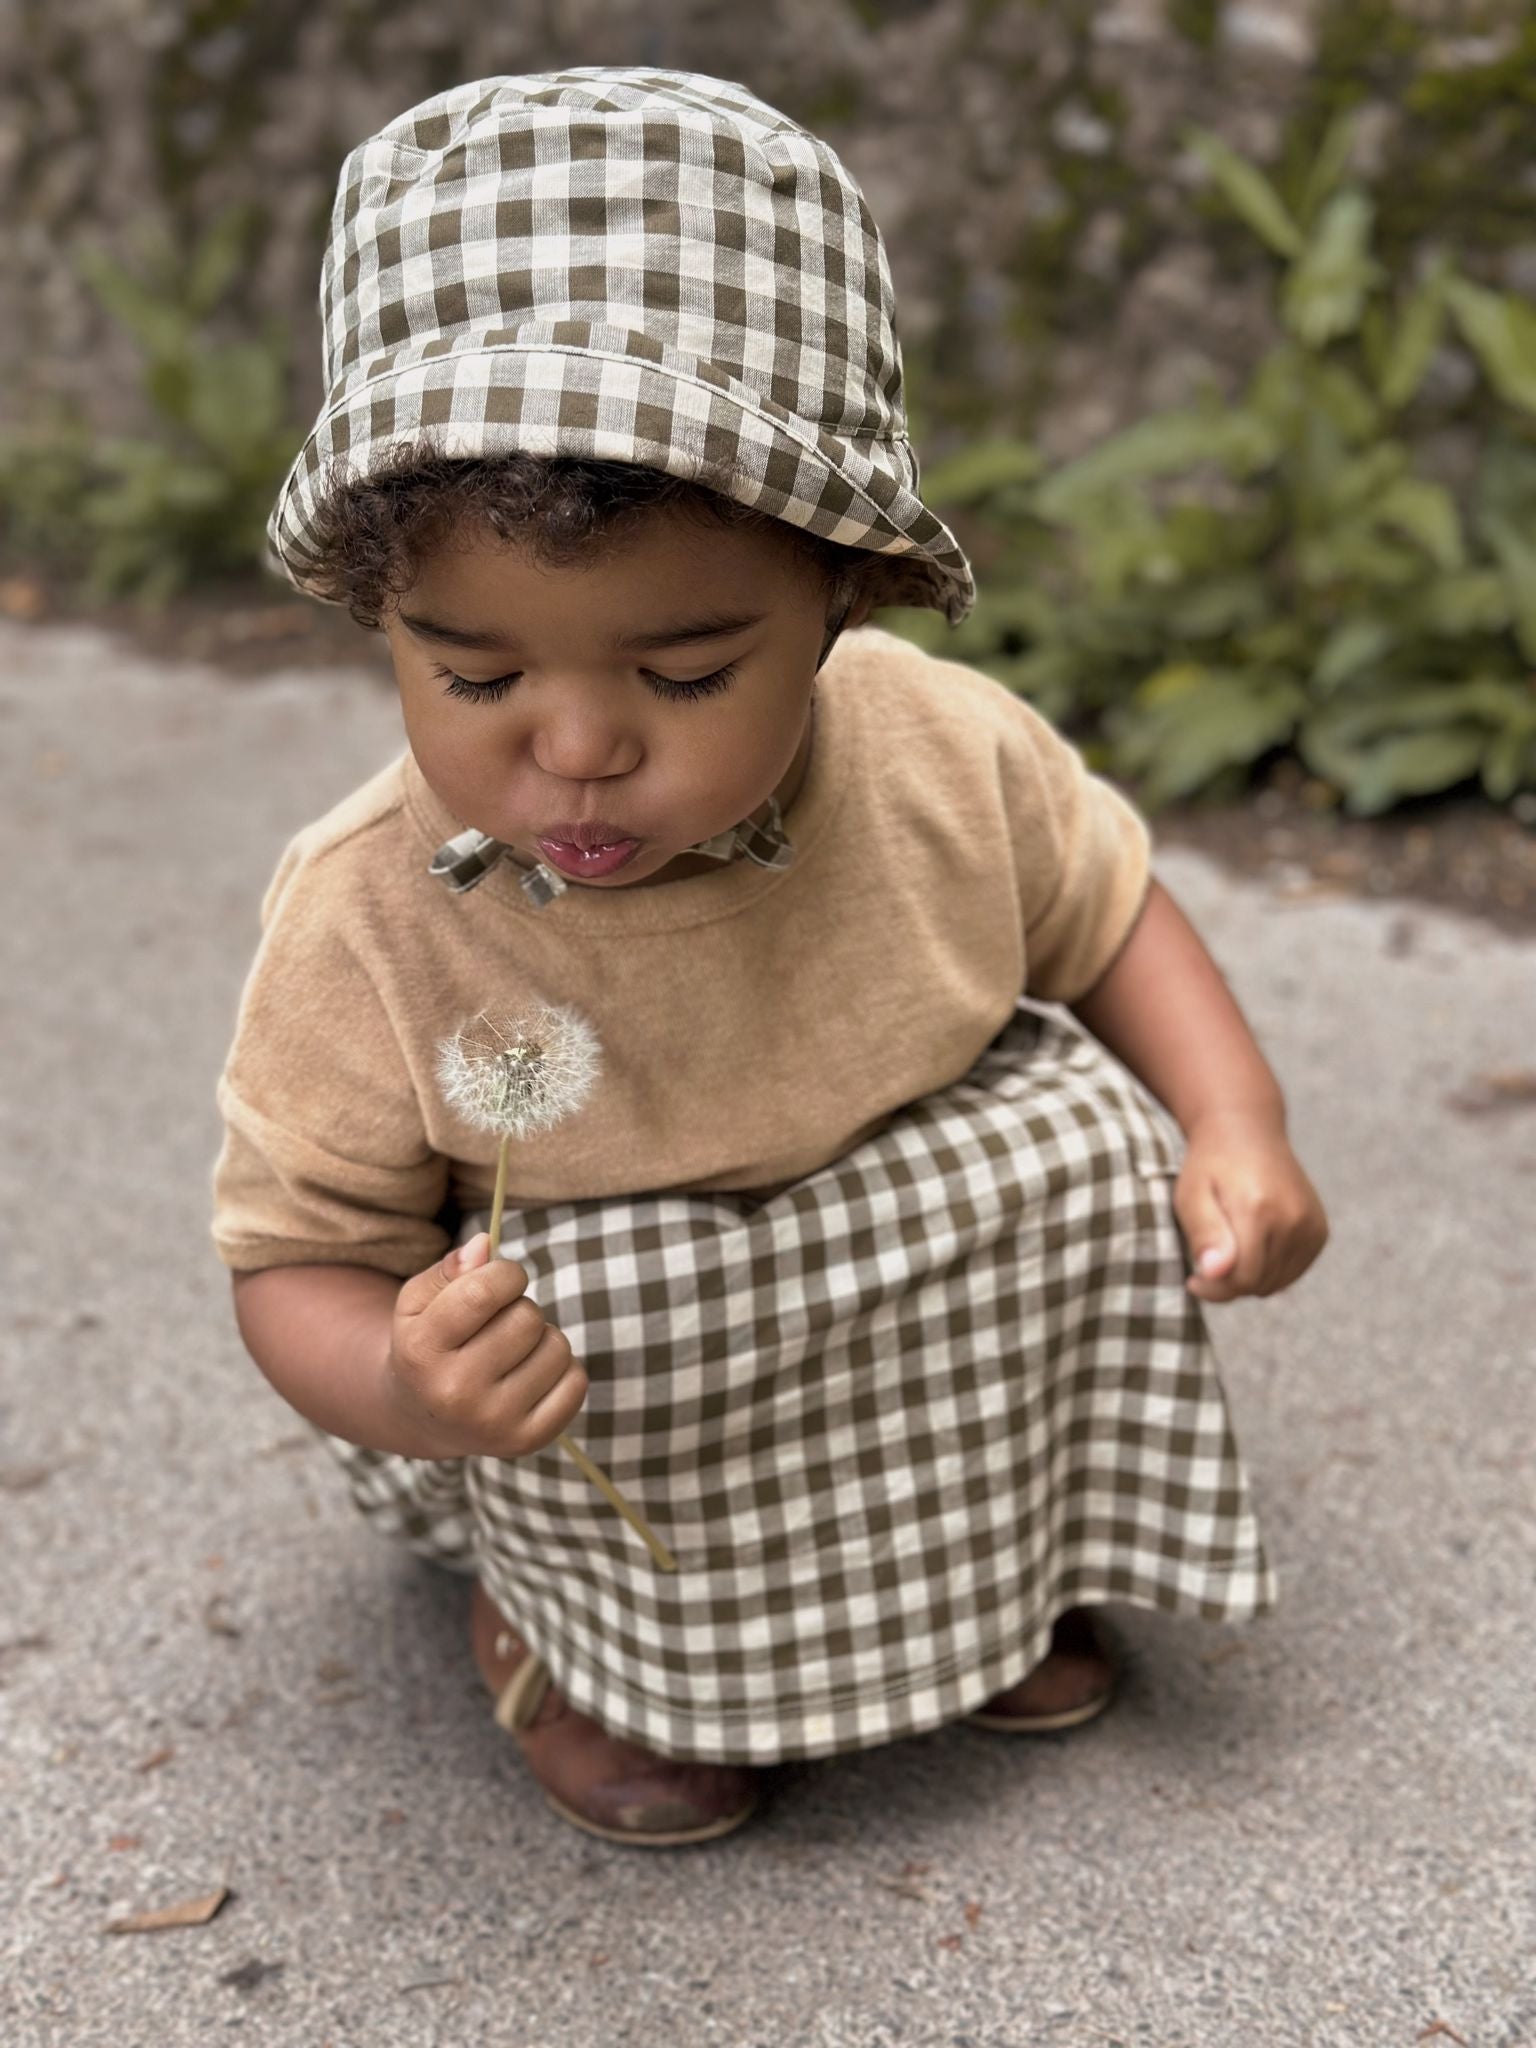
[184, 343, 289, 464]
[1110, 666, 1306, 807]
[1311, 615, 1400, 693]
[1295, 109, 1360, 229]
[1482, 723, 1536, 803]
[1410, 569, 1512, 638]
[76, 243, 187, 361]
[184, 208, 252, 323]
[1479, 511, 1536, 661]
[1373, 476, 1464, 570]
[920, 439, 1045, 506]
[1032, 406, 1276, 523]
[1281, 189, 1383, 349]
[1295, 522, 1422, 590]
[1299, 680, 1522, 814]
[1186, 129, 1304, 259]
[1377, 255, 1453, 410]
[1162, 571, 1272, 639]
[1344, 727, 1489, 814]
[1325, 440, 1409, 516]
[1444, 277, 1536, 416]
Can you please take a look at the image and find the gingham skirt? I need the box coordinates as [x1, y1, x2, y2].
[326, 1002, 1277, 1763]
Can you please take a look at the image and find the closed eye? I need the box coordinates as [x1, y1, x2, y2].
[432, 662, 739, 703]
[432, 665, 518, 703]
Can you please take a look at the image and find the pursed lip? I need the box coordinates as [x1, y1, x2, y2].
[536, 820, 641, 850]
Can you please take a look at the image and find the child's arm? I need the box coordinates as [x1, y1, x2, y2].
[230, 1232, 588, 1457]
[1068, 878, 1329, 1305]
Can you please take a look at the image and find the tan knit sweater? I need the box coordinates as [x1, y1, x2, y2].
[211, 627, 1151, 1279]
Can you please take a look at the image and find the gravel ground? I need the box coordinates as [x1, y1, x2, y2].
[3, 622, 1534, 2048]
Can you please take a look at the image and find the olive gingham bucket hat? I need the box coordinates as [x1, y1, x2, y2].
[268, 66, 974, 622]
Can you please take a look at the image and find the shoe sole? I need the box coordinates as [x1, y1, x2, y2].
[966, 1684, 1117, 1733]
[541, 1786, 761, 1847]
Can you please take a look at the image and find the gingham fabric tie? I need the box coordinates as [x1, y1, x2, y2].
[428, 793, 793, 906]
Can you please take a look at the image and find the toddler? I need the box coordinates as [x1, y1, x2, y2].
[213, 68, 1328, 1847]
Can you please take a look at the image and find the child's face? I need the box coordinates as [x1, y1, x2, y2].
[383, 506, 854, 890]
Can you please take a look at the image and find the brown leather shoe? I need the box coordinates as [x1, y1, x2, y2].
[470, 1581, 762, 1846]
[967, 1606, 1119, 1732]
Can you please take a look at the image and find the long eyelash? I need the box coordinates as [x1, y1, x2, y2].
[643, 662, 738, 700]
[431, 662, 739, 703]
[433, 664, 518, 702]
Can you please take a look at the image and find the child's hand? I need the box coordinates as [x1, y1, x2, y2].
[1172, 1111, 1329, 1304]
[384, 1231, 589, 1458]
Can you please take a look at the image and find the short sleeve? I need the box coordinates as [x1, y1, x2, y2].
[210, 834, 449, 1278]
[1007, 696, 1153, 1005]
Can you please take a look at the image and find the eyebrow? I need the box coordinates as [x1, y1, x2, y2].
[398, 608, 768, 653]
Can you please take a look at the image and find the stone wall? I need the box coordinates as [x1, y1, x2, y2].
[3, 0, 1530, 460]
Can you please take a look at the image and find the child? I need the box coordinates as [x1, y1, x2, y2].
[213, 68, 1327, 1848]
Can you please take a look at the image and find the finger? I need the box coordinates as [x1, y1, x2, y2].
[460, 1292, 554, 1386]
[1191, 1211, 1277, 1301]
[1185, 1226, 1252, 1302]
[1225, 1214, 1274, 1296]
[1260, 1222, 1327, 1296]
[394, 1232, 486, 1319]
[424, 1244, 534, 1350]
[486, 1331, 588, 1454]
[1175, 1183, 1239, 1288]
[505, 1346, 590, 1454]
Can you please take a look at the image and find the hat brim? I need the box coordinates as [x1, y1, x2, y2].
[268, 323, 974, 622]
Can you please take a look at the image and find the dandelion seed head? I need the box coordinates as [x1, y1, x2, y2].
[436, 1002, 602, 1139]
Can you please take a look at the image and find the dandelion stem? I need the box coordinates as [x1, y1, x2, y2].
[484, 1133, 677, 1573]
[488, 1132, 511, 1257]
[554, 1432, 679, 1573]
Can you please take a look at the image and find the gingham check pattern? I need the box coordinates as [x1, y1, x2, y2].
[268, 67, 974, 620]
[326, 1005, 1277, 1765]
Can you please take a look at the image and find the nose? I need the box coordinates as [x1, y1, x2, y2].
[529, 694, 644, 783]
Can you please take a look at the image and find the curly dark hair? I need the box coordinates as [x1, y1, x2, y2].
[298, 440, 895, 629]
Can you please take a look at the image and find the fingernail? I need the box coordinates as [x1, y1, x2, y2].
[458, 1232, 484, 1268]
[1198, 1247, 1224, 1274]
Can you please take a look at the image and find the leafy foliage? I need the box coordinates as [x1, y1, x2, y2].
[890, 114, 1536, 815]
[0, 209, 302, 602]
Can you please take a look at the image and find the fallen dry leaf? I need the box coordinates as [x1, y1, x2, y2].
[226, 605, 313, 643]
[105, 1885, 231, 1934]
[315, 1659, 355, 1685]
[1199, 1640, 1249, 1667]
[936, 1933, 964, 1953]
[1446, 1068, 1536, 1117]
[257, 1434, 313, 1457]
[1416, 2023, 1469, 2046]
[134, 1746, 175, 1773]
[106, 1835, 142, 1853]
[963, 1900, 984, 1928]
[0, 1632, 50, 1669]
[1481, 1069, 1536, 1098]
[1272, 881, 1350, 905]
[202, 1593, 241, 1639]
[0, 1464, 58, 1493]
[875, 1874, 934, 1903]
[219, 1957, 285, 1993]
[0, 575, 46, 621]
